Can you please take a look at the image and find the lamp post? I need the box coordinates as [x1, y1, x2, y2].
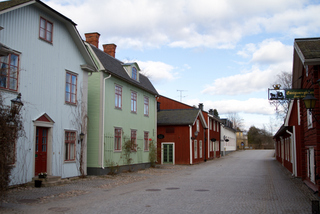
[10, 93, 23, 115]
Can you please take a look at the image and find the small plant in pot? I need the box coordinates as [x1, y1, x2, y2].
[38, 172, 47, 179]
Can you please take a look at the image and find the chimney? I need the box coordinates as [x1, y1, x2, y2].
[198, 103, 203, 111]
[103, 44, 117, 58]
[209, 109, 214, 115]
[85, 32, 100, 48]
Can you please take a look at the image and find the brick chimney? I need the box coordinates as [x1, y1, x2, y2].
[198, 103, 204, 111]
[103, 44, 117, 58]
[85, 32, 100, 48]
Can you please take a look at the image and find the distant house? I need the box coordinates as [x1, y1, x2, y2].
[220, 119, 236, 155]
[157, 109, 208, 164]
[0, 0, 96, 185]
[274, 38, 320, 193]
[157, 95, 220, 164]
[236, 130, 248, 150]
[84, 33, 158, 175]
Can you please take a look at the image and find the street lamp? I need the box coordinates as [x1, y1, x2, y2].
[303, 92, 317, 111]
[10, 93, 23, 114]
[79, 132, 85, 144]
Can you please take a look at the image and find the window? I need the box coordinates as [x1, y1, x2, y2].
[144, 132, 149, 151]
[132, 67, 137, 80]
[131, 91, 137, 113]
[0, 53, 19, 91]
[114, 128, 122, 151]
[115, 85, 122, 109]
[131, 130, 137, 151]
[39, 17, 53, 43]
[144, 96, 149, 116]
[308, 109, 313, 129]
[196, 119, 200, 132]
[194, 140, 197, 159]
[65, 131, 76, 161]
[65, 72, 77, 104]
[199, 140, 202, 158]
[209, 120, 212, 130]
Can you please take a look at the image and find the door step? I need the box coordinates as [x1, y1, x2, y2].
[31, 175, 66, 187]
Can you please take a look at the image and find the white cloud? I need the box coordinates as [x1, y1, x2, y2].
[201, 67, 278, 95]
[202, 39, 292, 96]
[186, 98, 274, 115]
[130, 60, 179, 83]
[43, 0, 320, 50]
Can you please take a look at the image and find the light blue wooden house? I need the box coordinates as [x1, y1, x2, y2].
[0, 0, 96, 185]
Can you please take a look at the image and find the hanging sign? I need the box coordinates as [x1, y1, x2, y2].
[285, 89, 314, 99]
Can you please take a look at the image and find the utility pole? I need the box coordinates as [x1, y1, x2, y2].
[177, 90, 187, 102]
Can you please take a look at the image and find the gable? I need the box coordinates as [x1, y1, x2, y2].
[33, 113, 55, 123]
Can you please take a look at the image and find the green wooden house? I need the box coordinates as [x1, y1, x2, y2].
[84, 33, 158, 175]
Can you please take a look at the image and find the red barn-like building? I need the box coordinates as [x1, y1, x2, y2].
[274, 38, 320, 193]
[157, 96, 221, 165]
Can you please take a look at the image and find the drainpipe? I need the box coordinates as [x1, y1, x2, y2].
[101, 73, 112, 169]
[286, 128, 297, 177]
[189, 125, 193, 165]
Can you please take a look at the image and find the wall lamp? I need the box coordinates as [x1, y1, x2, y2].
[303, 92, 317, 111]
[10, 93, 23, 115]
[79, 132, 85, 144]
[191, 131, 198, 140]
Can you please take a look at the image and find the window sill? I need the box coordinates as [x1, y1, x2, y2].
[114, 150, 122, 153]
[39, 37, 53, 45]
[64, 160, 76, 163]
[65, 102, 77, 106]
[0, 88, 19, 94]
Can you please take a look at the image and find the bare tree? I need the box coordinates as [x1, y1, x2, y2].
[226, 112, 244, 131]
[269, 71, 292, 120]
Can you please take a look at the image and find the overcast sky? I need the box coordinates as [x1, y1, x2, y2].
[44, 0, 320, 132]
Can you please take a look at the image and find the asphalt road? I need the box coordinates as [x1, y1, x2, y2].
[1, 150, 319, 214]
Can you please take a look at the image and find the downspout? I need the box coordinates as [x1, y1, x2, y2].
[207, 116, 210, 158]
[101, 73, 112, 169]
[286, 128, 297, 177]
[189, 125, 193, 165]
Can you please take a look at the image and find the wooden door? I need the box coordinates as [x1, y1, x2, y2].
[35, 127, 48, 176]
[163, 144, 173, 163]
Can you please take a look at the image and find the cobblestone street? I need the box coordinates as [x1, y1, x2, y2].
[1, 150, 318, 214]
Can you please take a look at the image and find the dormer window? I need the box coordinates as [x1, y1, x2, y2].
[132, 67, 137, 80]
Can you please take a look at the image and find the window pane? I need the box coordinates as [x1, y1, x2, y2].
[71, 85, 76, 93]
[65, 143, 69, 160]
[71, 94, 76, 103]
[9, 79, 16, 90]
[10, 54, 18, 66]
[47, 22, 52, 32]
[40, 18, 46, 28]
[70, 143, 74, 159]
[40, 28, 45, 39]
[72, 75, 76, 84]
[47, 31, 52, 42]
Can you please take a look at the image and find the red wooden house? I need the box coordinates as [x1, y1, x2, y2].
[273, 99, 302, 178]
[274, 37, 320, 193]
[157, 96, 221, 164]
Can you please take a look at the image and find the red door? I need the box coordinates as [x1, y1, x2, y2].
[35, 127, 48, 176]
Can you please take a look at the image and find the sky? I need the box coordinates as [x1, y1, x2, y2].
[43, 0, 320, 133]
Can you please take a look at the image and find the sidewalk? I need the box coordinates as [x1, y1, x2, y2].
[0, 164, 188, 211]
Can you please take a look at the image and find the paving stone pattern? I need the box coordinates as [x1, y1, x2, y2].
[0, 150, 318, 214]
